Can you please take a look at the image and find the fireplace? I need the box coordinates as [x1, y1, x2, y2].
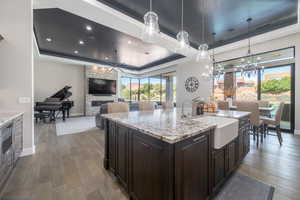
[91, 100, 114, 107]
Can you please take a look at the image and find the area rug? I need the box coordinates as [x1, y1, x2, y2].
[55, 116, 96, 136]
[214, 173, 274, 200]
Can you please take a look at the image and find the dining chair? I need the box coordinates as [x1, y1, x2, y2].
[107, 102, 129, 113]
[256, 100, 269, 107]
[261, 102, 284, 146]
[232, 101, 241, 106]
[162, 101, 174, 110]
[139, 101, 155, 111]
[256, 100, 270, 117]
[217, 101, 229, 110]
[237, 101, 264, 147]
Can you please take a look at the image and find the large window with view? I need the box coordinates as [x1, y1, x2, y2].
[213, 74, 224, 101]
[149, 76, 161, 101]
[173, 76, 176, 103]
[121, 77, 131, 101]
[120, 72, 176, 105]
[235, 71, 258, 101]
[139, 78, 149, 101]
[213, 47, 295, 132]
[260, 66, 292, 130]
[161, 77, 167, 102]
[130, 78, 139, 101]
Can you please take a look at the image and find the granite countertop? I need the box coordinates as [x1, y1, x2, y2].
[102, 108, 248, 144]
[0, 112, 24, 128]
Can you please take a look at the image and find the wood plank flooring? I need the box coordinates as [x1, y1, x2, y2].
[1, 122, 300, 200]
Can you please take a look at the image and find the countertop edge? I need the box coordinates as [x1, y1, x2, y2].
[0, 112, 24, 128]
[103, 116, 216, 144]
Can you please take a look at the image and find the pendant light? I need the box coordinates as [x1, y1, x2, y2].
[211, 32, 219, 79]
[141, 0, 160, 43]
[176, 0, 190, 50]
[196, 0, 209, 61]
[242, 18, 258, 77]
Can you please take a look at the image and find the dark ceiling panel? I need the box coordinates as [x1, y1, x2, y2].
[34, 8, 183, 70]
[97, 0, 298, 48]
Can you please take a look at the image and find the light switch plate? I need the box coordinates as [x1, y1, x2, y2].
[19, 97, 31, 104]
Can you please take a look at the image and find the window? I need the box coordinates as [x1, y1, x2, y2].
[149, 77, 161, 102]
[139, 78, 149, 101]
[235, 71, 258, 101]
[161, 77, 167, 102]
[130, 78, 139, 101]
[121, 77, 130, 101]
[260, 66, 292, 130]
[173, 76, 176, 103]
[121, 72, 176, 105]
[213, 74, 224, 101]
[213, 47, 295, 132]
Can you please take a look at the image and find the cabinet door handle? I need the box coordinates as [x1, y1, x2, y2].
[193, 135, 206, 142]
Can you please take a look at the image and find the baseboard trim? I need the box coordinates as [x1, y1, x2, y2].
[295, 130, 300, 135]
[20, 145, 36, 157]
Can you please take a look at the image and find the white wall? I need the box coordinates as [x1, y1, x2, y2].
[0, 0, 34, 155]
[34, 59, 85, 116]
[215, 33, 300, 133]
[176, 61, 212, 106]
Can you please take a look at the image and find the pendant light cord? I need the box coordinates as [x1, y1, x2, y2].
[247, 18, 251, 55]
[202, 0, 205, 42]
[212, 33, 216, 62]
[181, 0, 183, 31]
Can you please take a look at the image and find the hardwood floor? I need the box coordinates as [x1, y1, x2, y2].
[0, 123, 128, 200]
[239, 132, 300, 200]
[1, 122, 300, 200]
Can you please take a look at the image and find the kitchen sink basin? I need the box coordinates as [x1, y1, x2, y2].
[193, 116, 239, 149]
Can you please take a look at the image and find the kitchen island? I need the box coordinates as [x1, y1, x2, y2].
[102, 109, 250, 200]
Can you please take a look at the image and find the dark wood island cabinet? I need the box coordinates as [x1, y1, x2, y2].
[102, 110, 250, 200]
[211, 116, 250, 193]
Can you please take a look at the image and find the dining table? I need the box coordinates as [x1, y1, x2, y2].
[229, 105, 275, 117]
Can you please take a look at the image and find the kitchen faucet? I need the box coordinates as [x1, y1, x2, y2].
[181, 102, 188, 119]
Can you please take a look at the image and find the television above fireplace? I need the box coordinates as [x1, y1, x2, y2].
[88, 78, 116, 96]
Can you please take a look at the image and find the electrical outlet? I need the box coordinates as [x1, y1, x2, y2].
[19, 97, 31, 104]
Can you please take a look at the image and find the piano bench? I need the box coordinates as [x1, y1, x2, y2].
[34, 112, 51, 123]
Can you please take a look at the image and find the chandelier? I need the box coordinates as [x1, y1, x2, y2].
[239, 18, 259, 78]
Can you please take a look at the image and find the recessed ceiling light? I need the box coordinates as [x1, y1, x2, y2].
[128, 40, 132, 44]
[86, 25, 92, 31]
[46, 38, 52, 42]
[74, 50, 79, 54]
[79, 40, 85, 45]
[105, 57, 109, 60]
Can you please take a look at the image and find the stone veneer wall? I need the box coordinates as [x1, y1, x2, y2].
[85, 66, 119, 116]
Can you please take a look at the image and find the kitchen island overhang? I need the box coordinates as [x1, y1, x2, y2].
[102, 109, 251, 200]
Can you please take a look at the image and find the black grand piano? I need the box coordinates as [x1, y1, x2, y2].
[34, 86, 74, 122]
